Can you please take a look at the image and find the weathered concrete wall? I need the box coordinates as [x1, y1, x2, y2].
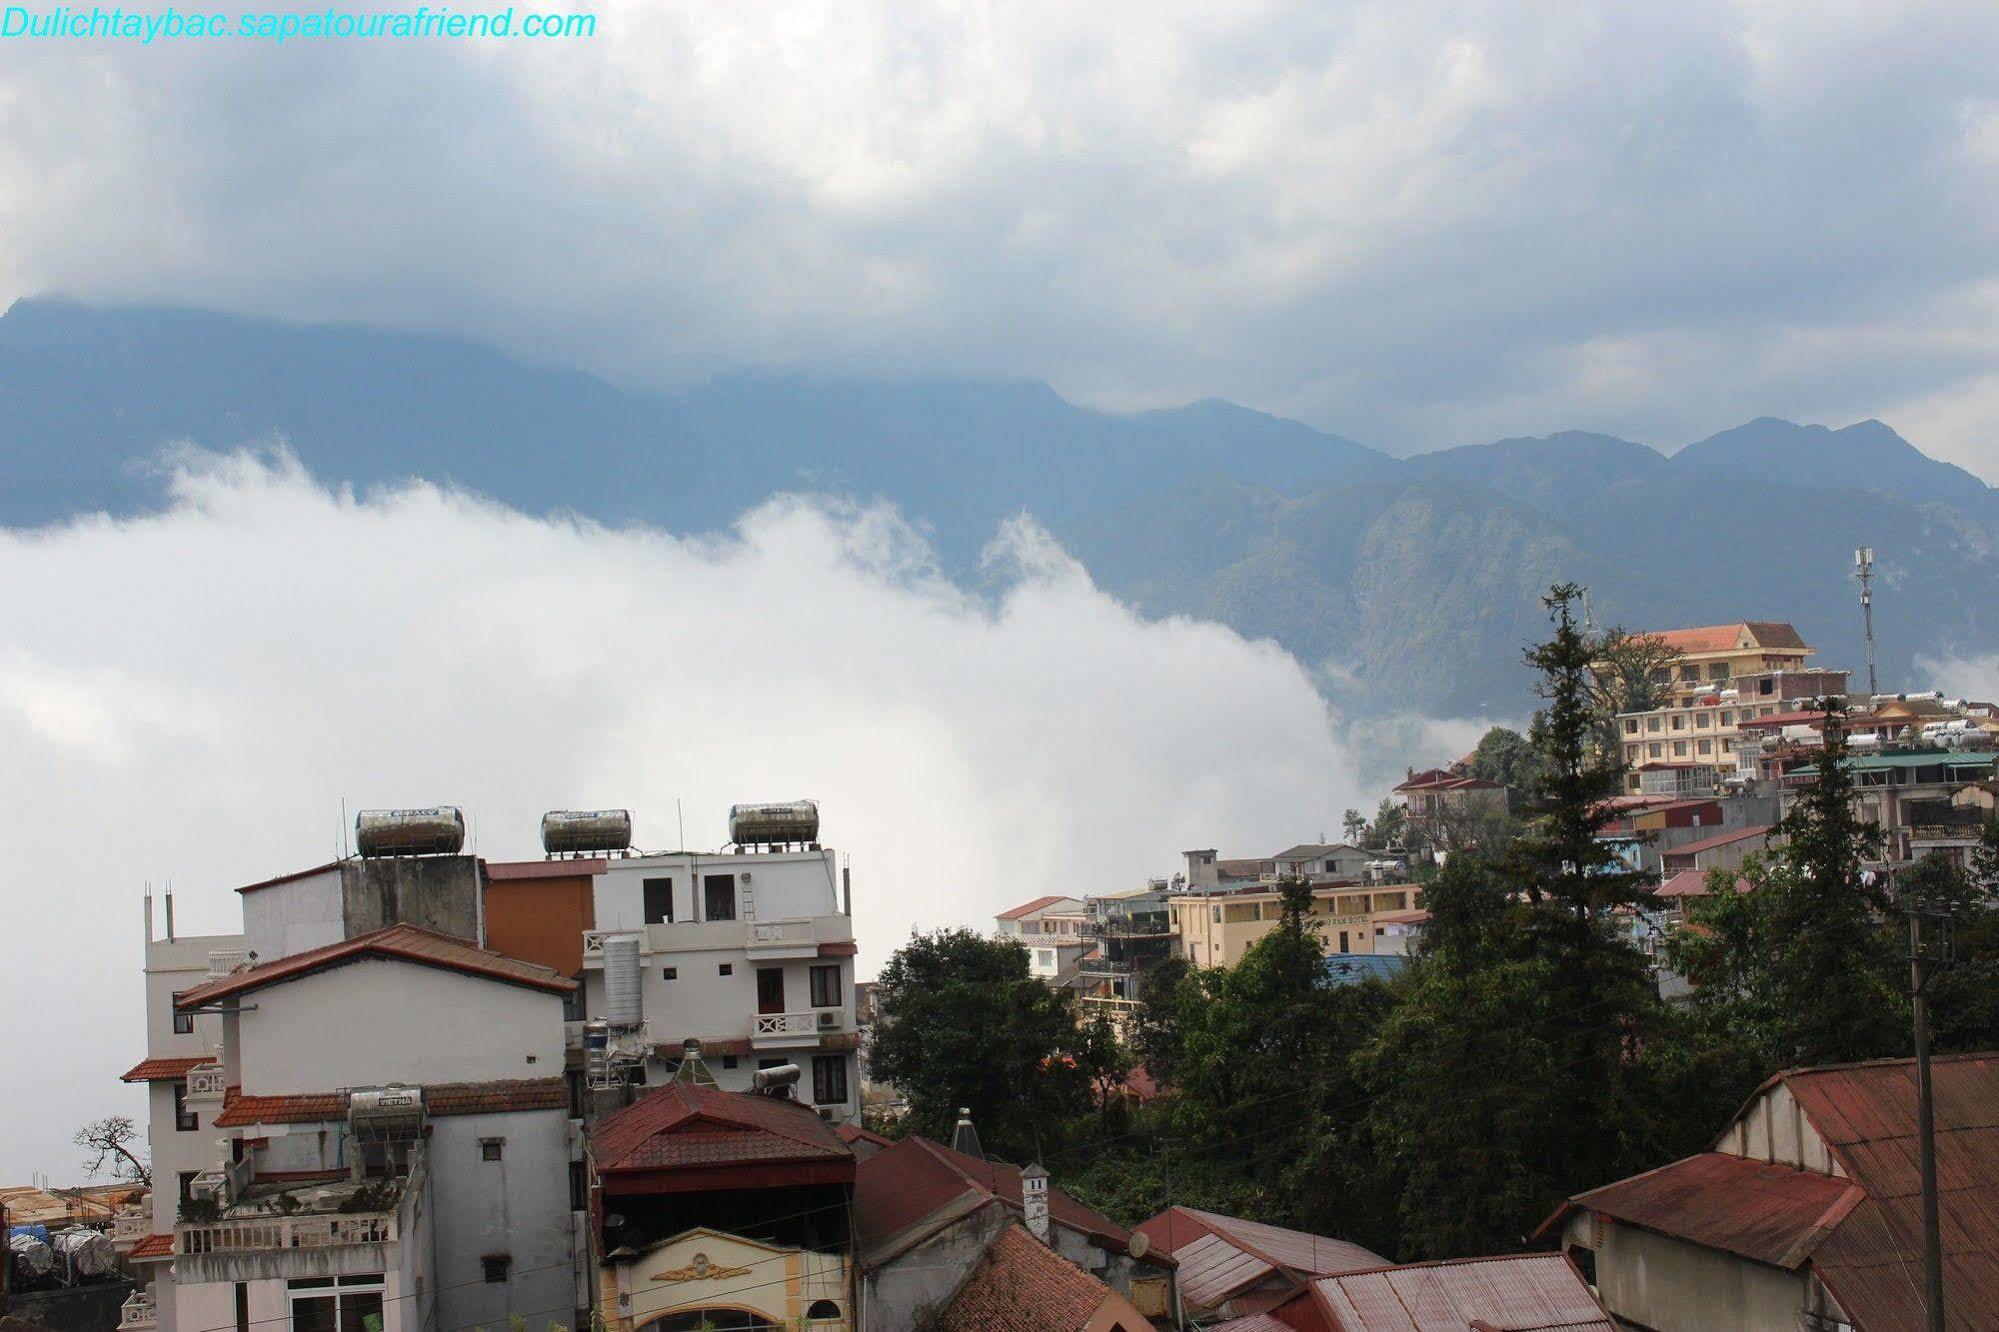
[861, 1202, 1008, 1330]
[6, 1280, 134, 1332]
[341, 856, 480, 942]
[1579, 1217, 1807, 1331]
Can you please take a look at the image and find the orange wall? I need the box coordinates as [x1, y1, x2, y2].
[484, 874, 596, 976]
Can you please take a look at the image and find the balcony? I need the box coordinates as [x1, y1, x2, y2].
[206, 948, 248, 978]
[118, 1291, 157, 1332]
[174, 1151, 423, 1284]
[1077, 956, 1134, 976]
[187, 1062, 227, 1101]
[752, 1010, 845, 1049]
[113, 1207, 151, 1249]
[583, 913, 857, 963]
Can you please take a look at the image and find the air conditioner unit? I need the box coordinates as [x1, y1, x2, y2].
[816, 1011, 838, 1030]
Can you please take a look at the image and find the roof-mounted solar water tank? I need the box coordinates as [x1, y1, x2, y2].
[541, 809, 633, 856]
[355, 806, 465, 857]
[728, 800, 819, 848]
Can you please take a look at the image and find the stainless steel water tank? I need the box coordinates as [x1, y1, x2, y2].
[541, 809, 632, 855]
[728, 800, 819, 846]
[355, 807, 465, 857]
[602, 934, 644, 1027]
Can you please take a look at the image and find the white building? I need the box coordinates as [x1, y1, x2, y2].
[563, 846, 862, 1122]
[119, 855, 590, 1332]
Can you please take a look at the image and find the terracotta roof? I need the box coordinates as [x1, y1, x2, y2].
[1656, 870, 1752, 899]
[1734, 710, 1830, 731]
[1138, 1206, 1383, 1314]
[1664, 825, 1771, 858]
[591, 1082, 850, 1178]
[235, 861, 342, 895]
[174, 923, 575, 1010]
[214, 1078, 566, 1128]
[128, 1233, 175, 1260]
[1645, 622, 1807, 655]
[1209, 1315, 1295, 1332]
[483, 858, 606, 880]
[1371, 908, 1431, 926]
[930, 1222, 1132, 1332]
[854, 1135, 1139, 1267]
[1567, 1152, 1861, 1268]
[1311, 1253, 1614, 1331]
[997, 895, 1068, 920]
[120, 1055, 213, 1083]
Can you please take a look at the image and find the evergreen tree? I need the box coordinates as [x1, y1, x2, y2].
[1764, 700, 1902, 1065]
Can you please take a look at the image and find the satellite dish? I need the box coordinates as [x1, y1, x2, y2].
[1128, 1230, 1150, 1259]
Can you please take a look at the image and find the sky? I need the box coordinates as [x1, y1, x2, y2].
[4, 2, 1999, 476]
[0, 450, 1485, 1179]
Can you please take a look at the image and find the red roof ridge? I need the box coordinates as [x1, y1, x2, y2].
[174, 921, 575, 1011]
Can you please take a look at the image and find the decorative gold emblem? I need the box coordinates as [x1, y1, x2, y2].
[651, 1252, 751, 1283]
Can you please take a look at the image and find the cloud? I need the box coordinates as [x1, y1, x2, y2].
[1914, 652, 1999, 703]
[4, 2, 1999, 472]
[0, 449, 1421, 1179]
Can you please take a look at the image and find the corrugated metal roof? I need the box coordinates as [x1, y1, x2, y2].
[1569, 1152, 1861, 1269]
[1664, 825, 1771, 857]
[1312, 1253, 1613, 1331]
[1138, 1206, 1386, 1316]
[1171, 1232, 1277, 1312]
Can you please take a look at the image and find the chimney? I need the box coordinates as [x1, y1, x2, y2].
[950, 1107, 984, 1160]
[1021, 1163, 1050, 1243]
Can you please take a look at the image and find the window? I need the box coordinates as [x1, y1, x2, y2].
[480, 1139, 504, 1162]
[1648, 743, 1663, 759]
[1646, 717, 1661, 732]
[1721, 710, 1734, 725]
[722, 1054, 739, 1070]
[235, 1283, 249, 1332]
[179, 1171, 198, 1204]
[642, 877, 674, 925]
[1697, 739, 1712, 755]
[812, 1054, 849, 1106]
[703, 874, 736, 921]
[174, 1012, 195, 1035]
[718, 962, 733, 977]
[1211, 906, 1221, 923]
[1037, 949, 1054, 968]
[661, 966, 677, 980]
[173, 1082, 198, 1133]
[1337, 931, 1349, 951]
[1708, 663, 1729, 680]
[1696, 712, 1712, 728]
[1624, 719, 1638, 735]
[288, 1275, 382, 1332]
[1673, 741, 1687, 757]
[569, 1161, 588, 1210]
[1671, 715, 1685, 731]
[1625, 745, 1640, 764]
[481, 1256, 511, 1284]
[806, 1301, 841, 1320]
[1760, 679, 1775, 696]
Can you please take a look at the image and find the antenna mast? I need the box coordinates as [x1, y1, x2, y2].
[1855, 547, 1878, 696]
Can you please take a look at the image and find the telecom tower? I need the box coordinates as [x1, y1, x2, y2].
[1855, 546, 1878, 696]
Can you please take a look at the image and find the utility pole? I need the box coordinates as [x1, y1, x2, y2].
[1856, 547, 1878, 696]
[1908, 905, 1954, 1332]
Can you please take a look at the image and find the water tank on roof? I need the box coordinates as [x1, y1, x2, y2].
[348, 1086, 424, 1143]
[541, 809, 632, 856]
[602, 934, 644, 1027]
[7, 1232, 54, 1282]
[355, 807, 465, 857]
[729, 800, 820, 847]
[752, 1063, 801, 1094]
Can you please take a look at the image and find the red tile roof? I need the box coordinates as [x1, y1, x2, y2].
[1311, 1253, 1614, 1331]
[174, 923, 575, 1010]
[128, 1233, 175, 1260]
[854, 1135, 1139, 1267]
[930, 1222, 1132, 1332]
[120, 1055, 214, 1083]
[1734, 710, 1830, 731]
[591, 1083, 851, 1186]
[483, 858, 607, 880]
[234, 861, 342, 895]
[1664, 825, 1771, 857]
[1645, 621, 1807, 655]
[997, 895, 1069, 920]
[214, 1078, 566, 1127]
[1567, 1152, 1861, 1268]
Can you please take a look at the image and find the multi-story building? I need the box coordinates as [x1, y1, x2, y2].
[1614, 621, 1849, 795]
[1168, 882, 1421, 968]
[1391, 768, 1511, 846]
[120, 844, 590, 1332]
[1785, 747, 1998, 872]
[993, 896, 1092, 980]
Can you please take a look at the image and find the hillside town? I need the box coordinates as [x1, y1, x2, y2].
[6, 608, 1998, 1332]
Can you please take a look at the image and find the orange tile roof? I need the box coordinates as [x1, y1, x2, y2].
[932, 1222, 1130, 1332]
[1645, 621, 1808, 655]
[213, 1078, 566, 1127]
[174, 923, 575, 1011]
[128, 1233, 175, 1259]
[591, 1082, 851, 1175]
[120, 1055, 214, 1083]
[997, 895, 1069, 920]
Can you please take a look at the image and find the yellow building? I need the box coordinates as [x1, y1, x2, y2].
[1167, 883, 1420, 967]
[1614, 621, 1848, 794]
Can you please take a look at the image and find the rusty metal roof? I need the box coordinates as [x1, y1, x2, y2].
[1136, 1205, 1384, 1313]
[1568, 1152, 1861, 1269]
[1311, 1253, 1614, 1331]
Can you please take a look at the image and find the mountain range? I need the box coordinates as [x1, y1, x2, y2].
[5, 297, 1996, 717]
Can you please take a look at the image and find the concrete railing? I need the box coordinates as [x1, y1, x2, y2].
[178, 1212, 396, 1256]
[119, 1290, 157, 1331]
[753, 1011, 840, 1039]
[187, 1063, 228, 1100]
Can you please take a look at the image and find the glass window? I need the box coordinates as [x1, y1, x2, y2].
[1696, 712, 1712, 727]
[812, 1054, 848, 1105]
[174, 1012, 195, 1035]
[1697, 740, 1712, 755]
[1649, 743, 1662, 758]
[480, 1139, 503, 1162]
[642, 877, 673, 924]
[1708, 663, 1729, 680]
[661, 966, 677, 980]
[289, 1276, 380, 1332]
[702, 874, 736, 922]
[1671, 715, 1685, 730]
[173, 1082, 197, 1133]
[1647, 717, 1661, 732]
[808, 965, 840, 1010]
[1673, 741, 1687, 756]
[1624, 719, 1638, 734]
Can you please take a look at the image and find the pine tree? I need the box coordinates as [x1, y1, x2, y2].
[1764, 699, 1903, 1065]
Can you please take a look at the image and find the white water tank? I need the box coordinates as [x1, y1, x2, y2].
[602, 934, 644, 1027]
[729, 800, 820, 846]
[52, 1228, 116, 1279]
[7, 1233, 54, 1281]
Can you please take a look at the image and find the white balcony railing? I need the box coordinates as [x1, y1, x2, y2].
[206, 949, 247, 978]
[119, 1290, 157, 1331]
[753, 1010, 845, 1041]
[187, 1063, 227, 1100]
[178, 1212, 396, 1256]
[112, 1208, 150, 1246]
[746, 919, 814, 948]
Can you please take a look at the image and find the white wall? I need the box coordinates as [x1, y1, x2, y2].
[1574, 1216, 1811, 1332]
[427, 1111, 578, 1332]
[240, 959, 564, 1092]
[241, 870, 345, 962]
[591, 851, 840, 933]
